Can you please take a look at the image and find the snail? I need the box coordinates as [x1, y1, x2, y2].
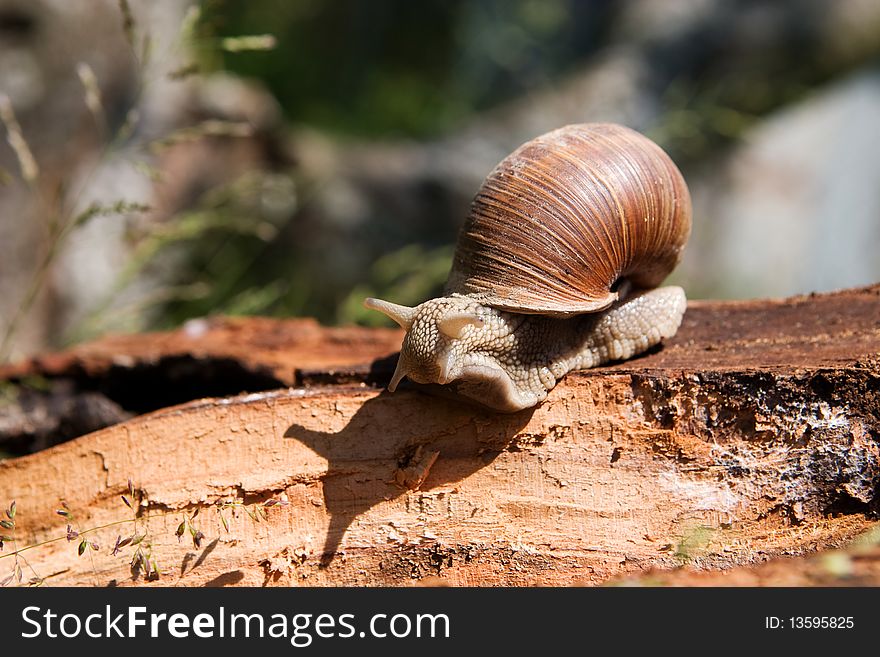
[364, 123, 691, 412]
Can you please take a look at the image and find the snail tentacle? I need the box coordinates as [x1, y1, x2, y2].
[364, 298, 416, 330]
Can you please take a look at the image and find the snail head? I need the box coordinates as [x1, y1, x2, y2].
[364, 295, 513, 393]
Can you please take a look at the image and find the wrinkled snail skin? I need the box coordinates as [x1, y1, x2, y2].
[364, 122, 692, 412]
[365, 286, 685, 412]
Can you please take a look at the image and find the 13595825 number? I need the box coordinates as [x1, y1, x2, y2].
[790, 617, 854, 629]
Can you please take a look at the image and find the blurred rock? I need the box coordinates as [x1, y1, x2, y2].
[682, 67, 880, 298]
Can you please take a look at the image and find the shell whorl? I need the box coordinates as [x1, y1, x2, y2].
[445, 123, 692, 316]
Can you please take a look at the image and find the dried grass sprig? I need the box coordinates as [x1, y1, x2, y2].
[0, 94, 39, 184]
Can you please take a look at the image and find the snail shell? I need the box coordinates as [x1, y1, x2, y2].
[445, 123, 691, 316]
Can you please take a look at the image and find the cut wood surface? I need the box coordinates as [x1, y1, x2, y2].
[0, 285, 878, 587]
[0, 316, 404, 386]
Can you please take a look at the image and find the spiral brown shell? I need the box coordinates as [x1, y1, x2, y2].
[445, 123, 692, 316]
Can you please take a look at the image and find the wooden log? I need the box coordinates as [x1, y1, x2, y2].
[0, 316, 404, 386]
[0, 286, 878, 587]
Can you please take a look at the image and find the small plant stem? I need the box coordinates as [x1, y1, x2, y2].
[0, 213, 66, 362]
[11, 539, 42, 585]
[0, 19, 150, 364]
[0, 516, 136, 561]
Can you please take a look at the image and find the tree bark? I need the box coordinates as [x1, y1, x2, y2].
[1, 286, 878, 587]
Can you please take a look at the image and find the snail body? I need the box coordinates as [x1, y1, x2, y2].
[365, 123, 692, 412]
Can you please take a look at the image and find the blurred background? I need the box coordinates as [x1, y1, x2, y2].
[0, 0, 878, 362]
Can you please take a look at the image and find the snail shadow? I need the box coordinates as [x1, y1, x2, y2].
[283, 386, 535, 567]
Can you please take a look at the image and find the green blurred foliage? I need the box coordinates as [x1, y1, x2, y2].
[202, 0, 879, 156]
[65, 172, 300, 342]
[203, 0, 611, 138]
[338, 244, 454, 326]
